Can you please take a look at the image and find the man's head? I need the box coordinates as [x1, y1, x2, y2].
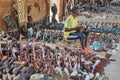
[71, 5, 84, 17]
[71, 5, 79, 15]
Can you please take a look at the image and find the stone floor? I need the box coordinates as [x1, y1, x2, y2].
[105, 50, 120, 80]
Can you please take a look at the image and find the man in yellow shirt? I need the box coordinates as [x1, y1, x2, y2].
[64, 5, 92, 53]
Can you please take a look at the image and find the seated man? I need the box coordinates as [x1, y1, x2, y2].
[64, 5, 92, 53]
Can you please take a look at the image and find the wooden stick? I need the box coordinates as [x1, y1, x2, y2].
[6, 35, 9, 56]
[19, 34, 24, 61]
[25, 40, 29, 64]
[0, 43, 3, 58]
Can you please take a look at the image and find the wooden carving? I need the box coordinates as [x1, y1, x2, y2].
[3, 14, 17, 31]
[17, 0, 27, 25]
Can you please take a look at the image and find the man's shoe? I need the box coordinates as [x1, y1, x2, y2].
[84, 48, 92, 53]
[87, 47, 93, 52]
[81, 49, 88, 53]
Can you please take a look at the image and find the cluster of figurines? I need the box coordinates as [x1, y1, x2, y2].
[81, 21, 120, 36]
[0, 34, 115, 80]
[94, 6, 120, 14]
[27, 29, 63, 44]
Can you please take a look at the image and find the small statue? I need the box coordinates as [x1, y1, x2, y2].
[51, 3, 58, 23]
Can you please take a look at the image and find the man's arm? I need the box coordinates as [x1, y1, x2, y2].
[65, 27, 78, 32]
[65, 25, 84, 32]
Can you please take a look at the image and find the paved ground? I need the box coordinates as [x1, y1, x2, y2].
[105, 50, 120, 80]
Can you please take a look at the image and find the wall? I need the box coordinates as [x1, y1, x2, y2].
[0, 0, 51, 31]
[28, 0, 50, 22]
[0, 0, 13, 30]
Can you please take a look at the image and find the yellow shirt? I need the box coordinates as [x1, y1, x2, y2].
[64, 15, 78, 39]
